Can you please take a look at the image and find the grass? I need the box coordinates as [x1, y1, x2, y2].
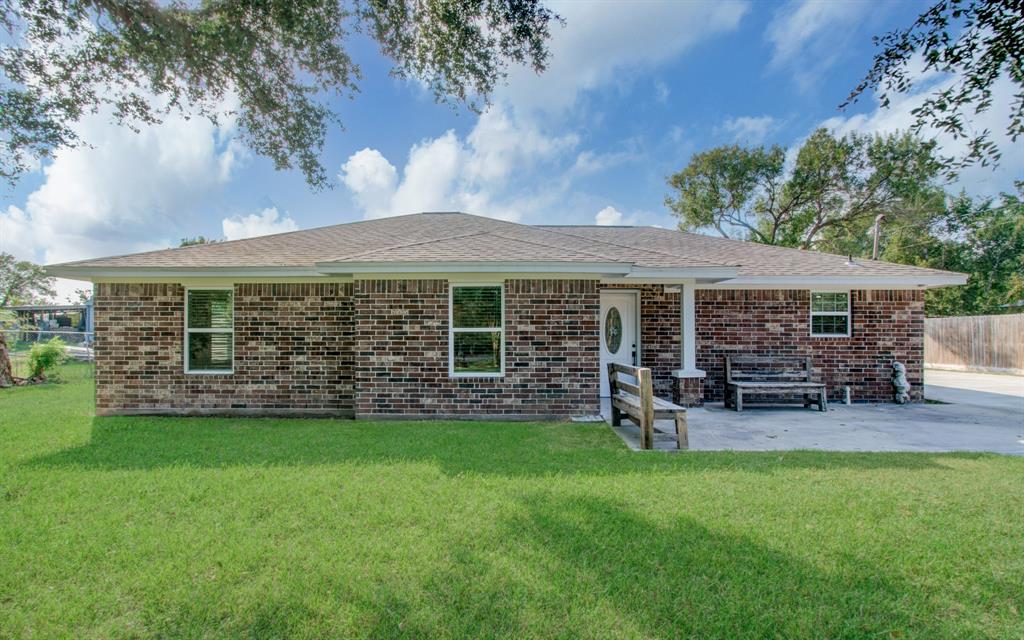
[1, 364, 1022, 639]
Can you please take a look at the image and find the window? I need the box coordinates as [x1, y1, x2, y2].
[186, 289, 234, 373]
[450, 285, 503, 376]
[810, 291, 850, 337]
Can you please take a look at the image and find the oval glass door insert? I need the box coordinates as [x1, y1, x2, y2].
[605, 307, 622, 354]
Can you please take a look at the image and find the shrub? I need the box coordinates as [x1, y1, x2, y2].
[27, 337, 67, 380]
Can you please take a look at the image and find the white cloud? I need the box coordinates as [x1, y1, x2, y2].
[222, 207, 298, 241]
[654, 80, 671, 104]
[595, 205, 638, 226]
[569, 149, 636, 178]
[718, 115, 780, 143]
[339, 148, 399, 218]
[501, 1, 748, 113]
[821, 74, 1023, 197]
[765, 0, 870, 90]
[1, 104, 239, 268]
[339, 104, 582, 221]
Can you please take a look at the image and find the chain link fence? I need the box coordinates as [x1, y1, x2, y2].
[3, 329, 94, 379]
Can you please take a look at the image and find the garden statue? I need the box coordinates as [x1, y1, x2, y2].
[892, 361, 911, 404]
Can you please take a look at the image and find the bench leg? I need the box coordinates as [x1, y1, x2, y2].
[641, 415, 654, 450]
[610, 403, 622, 426]
[819, 390, 828, 412]
[735, 389, 743, 412]
[675, 413, 688, 450]
[724, 387, 733, 409]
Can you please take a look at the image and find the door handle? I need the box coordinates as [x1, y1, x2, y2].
[631, 344, 637, 366]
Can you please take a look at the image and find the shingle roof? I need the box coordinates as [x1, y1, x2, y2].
[544, 225, 963, 279]
[47, 211, 965, 284]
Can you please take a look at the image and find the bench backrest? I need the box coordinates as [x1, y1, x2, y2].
[725, 355, 812, 383]
[607, 362, 653, 400]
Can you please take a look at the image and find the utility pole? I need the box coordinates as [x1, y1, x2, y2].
[871, 214, 884, 260]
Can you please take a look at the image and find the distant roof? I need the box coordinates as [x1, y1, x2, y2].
[7, 304, 87, 312]
[47, 212, 966, 286]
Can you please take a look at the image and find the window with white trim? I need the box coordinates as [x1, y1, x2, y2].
[186, 289, 234, 373]
[810, 291, 850, 337]
[450, 285, 504, 376]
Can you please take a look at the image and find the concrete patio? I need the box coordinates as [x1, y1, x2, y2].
[606, 370, 1024, 455]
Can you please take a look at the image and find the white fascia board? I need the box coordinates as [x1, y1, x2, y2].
[705, 274, 969, 287]
[315, 260, 633, 275]
[45, 266, 328, 280]
[622, 266, 739, 280]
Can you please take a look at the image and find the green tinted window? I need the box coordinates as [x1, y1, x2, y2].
[451, 285, 503, 376]
[186, 289, 234, 372]
[452, 287, 502, 328]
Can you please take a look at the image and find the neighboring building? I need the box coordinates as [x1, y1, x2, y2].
[47, 212, 966, 418]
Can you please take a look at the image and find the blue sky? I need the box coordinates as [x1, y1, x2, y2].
[2, 0, 1021, 299]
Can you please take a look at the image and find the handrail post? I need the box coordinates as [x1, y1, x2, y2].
[638, 367, 654, 450]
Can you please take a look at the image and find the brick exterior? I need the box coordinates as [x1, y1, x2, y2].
[93, 281, 923, 417]
[94, 283, 354, 416]
[695, 289, 925, 403]
[672, 376, 705, 407]
[353, 279, 600, 418]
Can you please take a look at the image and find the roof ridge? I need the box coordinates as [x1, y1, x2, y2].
[323, 230, 489, 262]
[482, 231, 625, 262]
[530, 224, 734, 268]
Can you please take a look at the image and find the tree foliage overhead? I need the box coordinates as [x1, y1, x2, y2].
[0, 252, 56, 307]
[0, 0, 559, 188]
[843, 0, 1024, 175]
[665, 128, 944, 250]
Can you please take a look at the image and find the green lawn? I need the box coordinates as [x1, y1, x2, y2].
[1, 364, 1022, 639]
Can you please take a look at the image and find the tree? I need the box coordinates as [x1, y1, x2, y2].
[0, 309, 12, 387]
[665, 129, 945, 251]
[880, 187, 1024, 316]
[1, 0, 559, 188]
[844, 0, 1024, 175]
[0, 253, 56, 307]
[180, 236, 220, 247]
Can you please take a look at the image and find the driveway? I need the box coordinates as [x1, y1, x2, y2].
[923, 369, 1023, 413]
[606, 370, 1024, 454]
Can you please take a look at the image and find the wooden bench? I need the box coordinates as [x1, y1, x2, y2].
[607, 363, 688, 450]
[724, 355, 827, 412]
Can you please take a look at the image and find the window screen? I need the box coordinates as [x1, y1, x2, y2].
[186, 289, 234, 372]
[451, 285, 503, 375]
[810, 292, 850, 337]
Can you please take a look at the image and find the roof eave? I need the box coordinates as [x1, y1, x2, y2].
[45, 266, 327, 280]
[715, 274, 969, 288]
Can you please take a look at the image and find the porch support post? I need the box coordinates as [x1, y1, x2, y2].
[672, 283, 705, 407]
[682, 283, 696, 371]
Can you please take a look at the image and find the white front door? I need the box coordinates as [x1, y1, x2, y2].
[600, 291, 639, 397]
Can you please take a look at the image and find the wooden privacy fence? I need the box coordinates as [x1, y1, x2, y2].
[924, 314, 1024, 374]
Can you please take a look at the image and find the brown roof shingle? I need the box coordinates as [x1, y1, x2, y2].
[47, 211, 965, 284]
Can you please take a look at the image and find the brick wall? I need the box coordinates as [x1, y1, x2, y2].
[695, 289, 925, 403]
[93, 281, 922, 416]
[599, 284, 681, 398]
[353, 279, 600, 418]
[94, 282, 353, 415]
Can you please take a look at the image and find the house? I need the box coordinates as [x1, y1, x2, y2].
[47, 212, 966, 419]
